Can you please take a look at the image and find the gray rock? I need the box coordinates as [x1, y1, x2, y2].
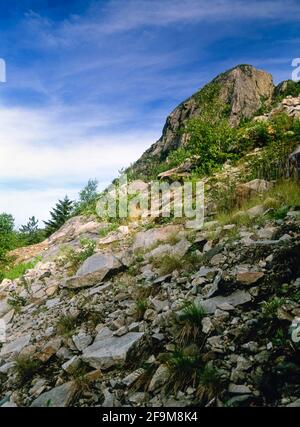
[196, 290, 252, 314]
[65, 253, 122, 289]
[82, 332, 144, 370]
[148, 365, 169, 392]
[72, 332, 93, 352]
[0, 333, 32, 357]
[30, 381, 78, 407]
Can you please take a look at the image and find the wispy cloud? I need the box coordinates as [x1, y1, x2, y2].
[0, 0, 299, 224]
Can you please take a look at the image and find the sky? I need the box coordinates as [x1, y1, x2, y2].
[0, 0, 300, 227]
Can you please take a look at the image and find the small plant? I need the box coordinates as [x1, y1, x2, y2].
[272, 327, 286, 347]
[261, 297, 285, 319]
[56, 314, 78, 337]
[196, 362, 222, 404]
[60, 238, 96, 275]
[7, 292, 27, 312]
[177, 301, 206, 345]
[135, 298, 148, 320]
[99, 222, 119, 238]
[165, 348, 201, 393]
[13, 355, 42, 385]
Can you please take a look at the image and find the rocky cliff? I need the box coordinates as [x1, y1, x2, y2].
[130, 65, 275, 177]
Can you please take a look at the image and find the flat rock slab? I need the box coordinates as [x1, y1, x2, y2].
[197, 290, 252, 314]
[0, 333, 32, 357]
[82, 332, 144, 370]
[236, 271, 264, 285]
[30, 381, 78, 407]
[65, 253, 122, 289]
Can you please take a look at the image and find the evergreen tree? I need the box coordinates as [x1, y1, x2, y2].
[74, 179, 98, 215]
[20, 216, 44, 245]
[44, 196, 74, 237]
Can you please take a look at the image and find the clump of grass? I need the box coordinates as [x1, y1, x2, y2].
[3, 257, 41, 281]
[216, 180, 300, 228]
[99, 222, 119, 238]
[56, 314, 78, 337]
[13, 355, 42, 385]
[135, 298, 148, 320]
[152, 254, 184, 275]
[261, 296, 285, 319]
[177, 301, 206, 345]
[165, 348, 201, 393]
[196, 362, 223, 405]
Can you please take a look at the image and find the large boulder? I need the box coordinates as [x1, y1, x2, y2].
[64, 253, 123, 289]
[82, 332, 145, 370]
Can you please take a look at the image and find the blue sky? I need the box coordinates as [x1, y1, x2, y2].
[0, 0, 300, 226]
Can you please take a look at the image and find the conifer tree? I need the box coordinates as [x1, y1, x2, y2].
[44, 196, 74, 237]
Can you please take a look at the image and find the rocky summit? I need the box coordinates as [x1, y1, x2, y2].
[1, 65, 300, 408]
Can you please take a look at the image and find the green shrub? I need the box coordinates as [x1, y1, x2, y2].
[196, 363, 222, 404]
[13, 355, 42, 385]
[261, 297, 285, 319]
[7, 292, 27, 312]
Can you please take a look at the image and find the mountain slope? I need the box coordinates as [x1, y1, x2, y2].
[130, 64, 274, 178]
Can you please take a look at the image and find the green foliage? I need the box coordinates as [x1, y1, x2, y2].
[177, 301, 206, 345]
[99, 222, 119, 238]
[274, 80, 300, 100]
[13, 355, 42, 385]
[7, 292, 27, 312]
[0, 213, 16, 261]
[19, 216, 45, 245]
[74, 179, 99, 215]
[166, 348, 202, 393]
[60, 238, 96, 275]
[44, 195, 74, 237]
[196, 362, 223, 404]
[135, 298, 148, 320]
[0, 257, 41, 282]
[261, 297, 285, 319]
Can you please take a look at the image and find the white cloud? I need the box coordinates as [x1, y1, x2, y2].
[0, 104, 158, 224]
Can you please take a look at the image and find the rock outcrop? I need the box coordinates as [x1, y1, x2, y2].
[130, 64, 274, 176]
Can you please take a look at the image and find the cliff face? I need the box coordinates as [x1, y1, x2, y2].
[131, 65, 274, 175]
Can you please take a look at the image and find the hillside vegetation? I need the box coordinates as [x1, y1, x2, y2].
[1, 65, 300, 408]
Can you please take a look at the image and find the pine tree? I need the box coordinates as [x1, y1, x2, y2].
[44, 196, 74, 237]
